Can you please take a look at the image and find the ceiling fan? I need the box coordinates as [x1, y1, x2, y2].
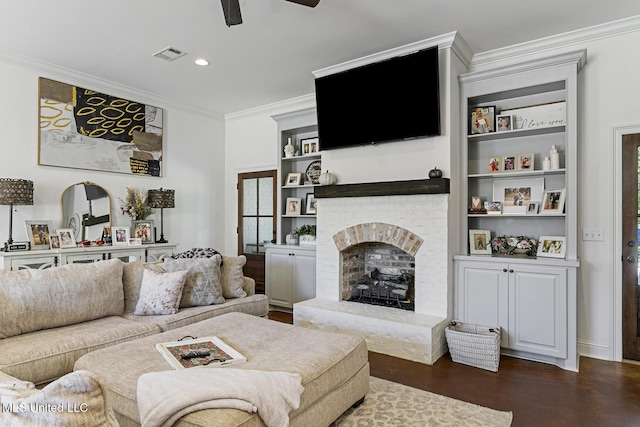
[220, 0, 319, 26]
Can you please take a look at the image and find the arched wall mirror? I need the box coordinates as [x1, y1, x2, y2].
[61, 182, 111, 242]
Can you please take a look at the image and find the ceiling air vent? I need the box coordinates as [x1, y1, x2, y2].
[153, 46, 188, 62]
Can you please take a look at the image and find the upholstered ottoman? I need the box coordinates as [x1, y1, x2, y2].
[74, 312, 369, 427]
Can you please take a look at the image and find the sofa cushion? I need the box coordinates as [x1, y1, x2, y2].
[122, 261, 167, 313]
[164, 255, 225, 307]
[0, 259, 124, 339]
[134, 269, 188, 316]
[221, 255, 248, 299]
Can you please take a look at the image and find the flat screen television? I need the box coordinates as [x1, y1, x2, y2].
[315, 45, 440, 151]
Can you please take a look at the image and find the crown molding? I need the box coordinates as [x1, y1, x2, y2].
[225, 93, 316, 122]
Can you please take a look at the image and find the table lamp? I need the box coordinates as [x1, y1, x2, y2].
[0, 178, 34, 251]
[147, 188, 175, 243]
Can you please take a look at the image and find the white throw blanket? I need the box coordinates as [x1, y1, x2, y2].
[137, 368, 304, 427]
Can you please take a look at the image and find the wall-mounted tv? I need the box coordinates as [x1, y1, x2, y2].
[314, 45, 440, 151]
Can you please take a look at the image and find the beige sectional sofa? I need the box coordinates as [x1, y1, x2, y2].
[0, 257, 269, 386]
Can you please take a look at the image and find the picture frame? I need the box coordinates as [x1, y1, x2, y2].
[488, 156, 502, 173]
[470, 106, 495, 134]
[485, 201, 503, 214]
[537, 236, 567, 258]
[305, 193, 317, 215]
[128, 237, 143, 246]
[540, 188, 566, 214]
[496, 114, 513, 132]
[502, 154, 517, 172]
[470, 196, 485, 213]
[56, 228, 77, 248]
[469, 229, 492, 255]
[131, 220, 154, 244]
[517, 153, 534, 171]
[49, 235, 60, 249]
[25, 220, 54, 250]
[112, 226, 130, 246]
[301, 137, 319, 155]
[526, 201, 539, 215]
[284, 172, 302, 187]
[285, 197, 302, 216]
[493, 177, 544, 215]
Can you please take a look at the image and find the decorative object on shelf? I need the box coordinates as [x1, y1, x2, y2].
[285, 197, 302, 216]
[24, 220, 54, 250]
[62, 182, 111, 243]
[493, 177, 544, 215]
[469, 229, 491, 255]
[120, 187, 153, 220]
[285, 233, 298, 245]
[132, 220, 154, 244]
[0, 178, 34, 252]
[128, 237, 142, 246]
[147, 188, 175, 243]
[49, 234, 60, 249]
[525, 201, 539, 215]
[318, 170, 337, 186]
[305, 193, 317, 215]
[284, 138, 295, 158]
[491, 235, 538, 256]
[501, 101, 566, 131]
[502, 155, 516, 172]
[517, 153, 534, 171]
[469, 196, 485, 214]
[301, 137, 319, 155]
[496, 114, 512, 132]
[428, 167, 443, 179]
[536, 235, 566, 258]
[284, 172, 302, 187]
[56, 228, 77, 249]
[540, 188, 566, 215]
[542, 156, 551, 171]
[488, 156, 501, 173]
[294, 224, 316, 245]
[470, 106, 495, 134]
[549, 145, 560, 170]
[484, 201, 502, 214]
[305, 160, 322, 184]
[112, 226, 130, 246]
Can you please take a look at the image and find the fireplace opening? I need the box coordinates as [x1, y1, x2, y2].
[341, 242, 415, 311]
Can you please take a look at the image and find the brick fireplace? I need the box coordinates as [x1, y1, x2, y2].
[293, 179, 452, 364]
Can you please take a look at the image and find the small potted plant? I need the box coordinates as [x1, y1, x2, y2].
[294, 224, 316, 245]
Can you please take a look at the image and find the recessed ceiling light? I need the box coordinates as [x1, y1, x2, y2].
[195, 58, 209, 66]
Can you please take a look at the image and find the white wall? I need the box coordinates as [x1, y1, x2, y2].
[0, 56, 225, 253]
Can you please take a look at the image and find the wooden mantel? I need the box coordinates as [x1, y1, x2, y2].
[314, 178, 450, 199]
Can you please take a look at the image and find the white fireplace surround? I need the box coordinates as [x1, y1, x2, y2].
[293, 193, 452, 364]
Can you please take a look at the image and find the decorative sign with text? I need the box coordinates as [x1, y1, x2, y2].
[501, 101, 566, 131]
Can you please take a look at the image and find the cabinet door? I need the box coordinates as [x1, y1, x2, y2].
[456, 261, 509, 347]
[10, 256, 58, 271]
[292, 250, 316, 303]
[509, 265, 567, 358]
[63, 253, 106, 264]
[266, 250, 294, 308]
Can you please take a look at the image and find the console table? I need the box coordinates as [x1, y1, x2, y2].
[0, 243, 177, 271]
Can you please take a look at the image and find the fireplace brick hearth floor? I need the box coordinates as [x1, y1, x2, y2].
[294, 298, 448, 365]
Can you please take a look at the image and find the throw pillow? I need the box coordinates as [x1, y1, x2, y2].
[134, 269, 188, 316]
[170, 247, 222, 262]
[164, 255, 225, 307]
[122, 261, 167, 313]
[221, 255, 248, 299]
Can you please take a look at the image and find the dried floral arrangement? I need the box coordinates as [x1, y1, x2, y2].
[120, 187, 153, 220]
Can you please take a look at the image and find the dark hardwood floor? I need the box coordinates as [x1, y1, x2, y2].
[268, 311, 640, 427]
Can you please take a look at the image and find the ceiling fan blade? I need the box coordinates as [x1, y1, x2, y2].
[285, 0, 320, 7]
[220, 0, 243, 26]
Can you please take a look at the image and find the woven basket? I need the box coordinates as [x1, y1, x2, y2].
[445, 320, 501, 372]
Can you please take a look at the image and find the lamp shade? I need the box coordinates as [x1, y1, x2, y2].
[147, 188, 175, 209]
[0, 179, 34, 206]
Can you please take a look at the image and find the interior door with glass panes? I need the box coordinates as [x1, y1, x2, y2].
[238, 170, 277, 294]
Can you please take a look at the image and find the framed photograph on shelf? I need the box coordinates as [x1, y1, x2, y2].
[526, 201, 539, 215]
[485, 201, 503, 214]
[540, 189, 566, 214]
[518, 153, 534, 171]
[284, 172, 302, 187]
[470, 106, 495, 134]
[469, 229, 492, 255]
[131, 220, 154, 244]
[285, 197, 302, 216]
[112, 226, 130, 246]
[128, 238, 142, 246]
[56, 228, 77, 248]
[25, 220, 54, 250]
[537, 236, 566, 258]
[496, 114, 513, 132]
[49, 234, 60, 249]
[305, 193, 317, 215]
[502, 154, 517, 172]
[301, 137, 319, 155]
[488, 156, 502, 173]
[493, 177, 544, 214]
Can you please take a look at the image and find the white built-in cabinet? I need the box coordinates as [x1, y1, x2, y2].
[265, 244, 316, 310]
[454, 50, 586, 371]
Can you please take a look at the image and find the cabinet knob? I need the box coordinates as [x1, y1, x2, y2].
[509, 269, 514, 273]
[502, 268, 508, 272]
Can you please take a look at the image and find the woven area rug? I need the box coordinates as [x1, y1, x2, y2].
[333, 377, 513, 426]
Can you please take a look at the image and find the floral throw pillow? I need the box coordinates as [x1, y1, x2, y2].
[134, 269, 188, 316]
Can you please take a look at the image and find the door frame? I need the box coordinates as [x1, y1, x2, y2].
[613, 124, 640, 361]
